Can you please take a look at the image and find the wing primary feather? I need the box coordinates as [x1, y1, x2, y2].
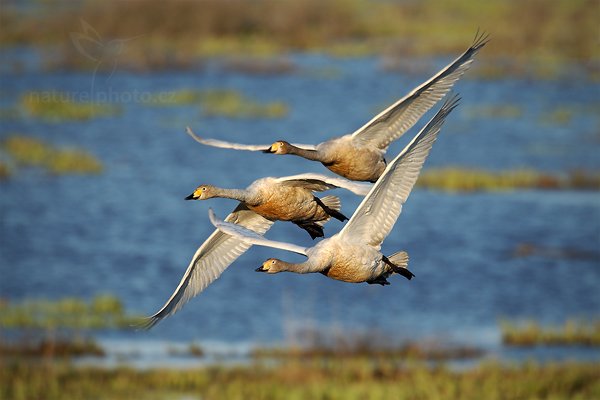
[350, 33, 486, 150]
[139, 205, 273, 329]
[340, 95, 460, 245]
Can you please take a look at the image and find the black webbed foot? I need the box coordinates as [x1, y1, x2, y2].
[367, 277, 390, 286]
[293, 221, 324, 239]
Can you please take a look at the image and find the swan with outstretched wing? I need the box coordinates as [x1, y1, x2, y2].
[187, 33, 485, 181]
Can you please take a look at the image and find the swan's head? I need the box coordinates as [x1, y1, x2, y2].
[185, 185, 218, 200]
[256, 258, 286, 274]
[264, 140, 291, 155]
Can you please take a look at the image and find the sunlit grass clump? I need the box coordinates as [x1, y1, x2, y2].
[144, 89, 204, 106]
[500, 319, 600, 347]
[146, 89, 288, 118]
[417, 168, 600, 192]
[200, 89, 288, 118]
[20, 92, 120, 122]
[0, 294, 139, 331]
[1, 135, 103, 176]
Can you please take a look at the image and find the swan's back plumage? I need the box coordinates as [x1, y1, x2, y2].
[340, 96, 460, 247]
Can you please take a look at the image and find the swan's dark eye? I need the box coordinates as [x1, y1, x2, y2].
[202, 187, 206, 191]
[271, 260, 276, 264]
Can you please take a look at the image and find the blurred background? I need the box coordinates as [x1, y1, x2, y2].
[1, 0, 599, 398]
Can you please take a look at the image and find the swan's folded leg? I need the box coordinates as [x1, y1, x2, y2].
[313, 196, 348, 222]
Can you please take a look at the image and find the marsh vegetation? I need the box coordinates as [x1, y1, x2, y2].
[1, 135, 103, 176]
[1, 0, 596, 78]
[2, 360, 599, 400]
[145, 89, 289, 118]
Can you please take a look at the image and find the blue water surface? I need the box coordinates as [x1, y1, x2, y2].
[1, 50, 599, 359]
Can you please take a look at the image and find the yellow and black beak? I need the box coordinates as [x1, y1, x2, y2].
[255, 265, 267, 272]
[185, 192, 197, 200]
[262, 145, 274, 154]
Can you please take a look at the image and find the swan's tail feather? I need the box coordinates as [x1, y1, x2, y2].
[388, 251, 409, 268]
[384, 251, 414, 280]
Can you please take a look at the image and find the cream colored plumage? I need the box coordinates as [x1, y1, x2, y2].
[142, 174, 370, 328]
[209, 95, 460, 285]
[187, 33, 486, 182]
[184, 173, 370, 238]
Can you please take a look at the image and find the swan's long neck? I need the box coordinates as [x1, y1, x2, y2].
[287, 146, 323, 162]
[278, 259, 318, 274]
[213, 187, 253, 203]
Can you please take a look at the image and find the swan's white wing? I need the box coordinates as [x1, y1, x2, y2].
[340, 95, 460, 247]
[141, 204, 273, 329]
[186, 127, 317, 151]
[209, 209, 308, 256]
[351, 32, 487, 150]
[275, 173, 372, 195]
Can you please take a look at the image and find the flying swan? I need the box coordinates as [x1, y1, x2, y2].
[186, 33, 486, 182]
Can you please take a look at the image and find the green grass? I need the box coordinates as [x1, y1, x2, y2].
[500, 319, 600, 347]
[0, 294, 139, 331]
[146, 89, 288, 118]
[20, 92, 121, 122]
[416, 168, 600, 192]
[1, 135, 103, 176]
[199, 90, 288, 119]
[1, 360, 599, 400]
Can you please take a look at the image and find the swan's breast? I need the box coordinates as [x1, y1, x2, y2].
[322, 241, 382, 283]
[319, 139, 385, 182]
